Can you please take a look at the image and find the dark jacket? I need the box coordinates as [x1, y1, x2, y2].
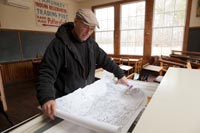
[37, 22, 124, 106]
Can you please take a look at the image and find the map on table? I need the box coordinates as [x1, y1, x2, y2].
[55, 78, 146, 133]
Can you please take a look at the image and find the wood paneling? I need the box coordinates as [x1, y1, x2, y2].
[1, 61, 34, 85]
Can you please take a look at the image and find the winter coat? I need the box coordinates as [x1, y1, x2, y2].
[37, 22, 124, 106]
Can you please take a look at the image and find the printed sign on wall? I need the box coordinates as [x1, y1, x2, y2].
[34, 0, 68, 27]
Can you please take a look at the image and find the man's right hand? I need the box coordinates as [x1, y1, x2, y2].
[116, 76, 129, 86]
[42, 100, 56, 120]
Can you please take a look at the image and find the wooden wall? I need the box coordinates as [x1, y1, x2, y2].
[1, 61, 34, 85]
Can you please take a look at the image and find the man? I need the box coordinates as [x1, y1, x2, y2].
[37, 9, 129, 120]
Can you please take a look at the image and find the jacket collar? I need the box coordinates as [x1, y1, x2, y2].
[56, 22, 93, 72]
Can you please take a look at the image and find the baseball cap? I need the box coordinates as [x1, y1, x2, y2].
[76, 8, 99, 28]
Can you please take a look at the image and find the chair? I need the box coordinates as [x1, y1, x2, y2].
[186, 61, 192, 69]
[134, 58, 143, 73]
[113, 57, 122, 65]
[0, 65, 13, 126]
[121, 57, 129, 65]
[159, 56, 194, 75]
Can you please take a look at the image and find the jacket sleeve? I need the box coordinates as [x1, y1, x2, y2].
[36, 39, 64, 106]
[95, 43, 125, 79]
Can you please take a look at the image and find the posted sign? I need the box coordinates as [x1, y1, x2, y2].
[34, 0, 68, 27]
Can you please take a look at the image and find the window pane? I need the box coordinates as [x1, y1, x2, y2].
[175, 0, 187, 11]
[164, 12, 174, 27]
[154, 14, 164, 27]
[120, 1, 145, 55]
[95, 7, 114, 54]
[165, 0, 175, 12]
[154, 0, 165, 14]
[152, 0, 187, 56]
[174, 11, 186, 26]
[96, 31, 114, 54]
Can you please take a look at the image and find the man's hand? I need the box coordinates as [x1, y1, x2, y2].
[116, 76, 129, 86]
[42, 100, 56, 120]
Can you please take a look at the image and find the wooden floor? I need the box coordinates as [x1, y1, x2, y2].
[0, 80, 40, 132]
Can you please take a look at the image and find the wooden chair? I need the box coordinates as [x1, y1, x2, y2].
[159, 56, 193, 75]
[134, 58, 143, 73]
[113, 57, 122, 65]
[121, 57, 129, 65]
[186, 61, 192, 69]
[0, 65, 13, 125]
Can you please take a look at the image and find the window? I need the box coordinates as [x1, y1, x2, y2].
[152, 0, 187, 56]
[93, 0, 190, 57]
[95, 2, 145, 55]
[120, 2, 145, 55]
[95, 7, 114, 54]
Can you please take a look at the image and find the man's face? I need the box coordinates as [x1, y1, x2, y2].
[74, 18, 95, 42]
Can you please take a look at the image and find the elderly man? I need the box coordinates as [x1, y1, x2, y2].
[37, 9, 128, 120]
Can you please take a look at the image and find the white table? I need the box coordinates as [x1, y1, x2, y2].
[119, 64, 133, 71]
[129, 58, 139, 62]
[119, 64, 133, 75]
[133, 67, 200, 133]
[95, 68, 114, 79]
[4, 79, 159, 133]
[143, 65, 162, 72]
[139, 65, 163, 81]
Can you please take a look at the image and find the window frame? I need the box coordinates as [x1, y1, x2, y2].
[94, 6, 115, 54]
[151, 0, 189, 56]
[92, 0, 191, 59]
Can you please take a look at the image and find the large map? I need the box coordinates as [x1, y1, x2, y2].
[55, 78, 147, 133]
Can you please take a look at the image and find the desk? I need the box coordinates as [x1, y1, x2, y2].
[143, 65, 162, 72]
[3, 79, 159, 133]
[119, 64, 133, 75]
[111, 58, 141, 73]
[95, 68, 114, 79]
[129, 58, 139, 63]
[129, 58, 142, 73]
[139, 65, 162, 81]
[4, 114, 101, 133]
[133, 68, 200, 133]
